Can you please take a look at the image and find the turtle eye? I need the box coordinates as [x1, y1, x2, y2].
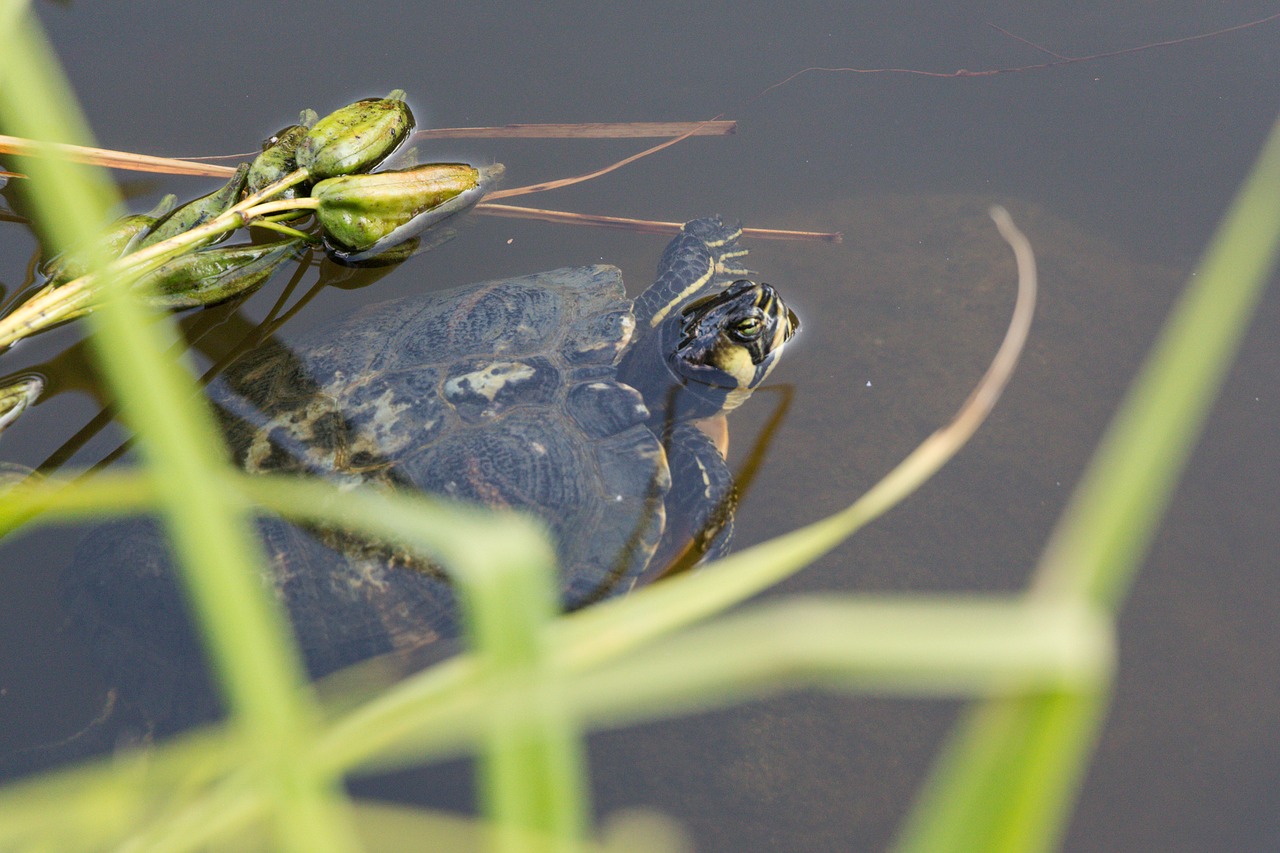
[730, 315, 763, 341]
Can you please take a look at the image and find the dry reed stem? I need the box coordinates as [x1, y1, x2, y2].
[476, 202, 842, 242]
[0, 121, 735, 180]
[1, 121, 832, 241]
[0, 133, 235, 177]
[414, 120, 736, 139]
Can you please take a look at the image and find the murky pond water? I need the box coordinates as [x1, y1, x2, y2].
[2, 4, 1278, 850]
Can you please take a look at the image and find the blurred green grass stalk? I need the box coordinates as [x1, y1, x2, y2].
[0, 4, 359, 851]
[896, 111, 1280, 852]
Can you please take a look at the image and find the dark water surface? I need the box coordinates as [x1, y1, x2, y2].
[1, 3, 1278, 850]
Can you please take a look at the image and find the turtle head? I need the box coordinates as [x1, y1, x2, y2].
[617, 278, 798, 423]
[667, 279, 799, 412]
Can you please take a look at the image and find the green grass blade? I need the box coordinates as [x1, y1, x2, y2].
[232, 474, 589, 847]
[0, 469, 155, 529]
[450, 495, 587, 850]
[894, 691, 1108, 853]
[0, 594, 1105, 848]
[0, 7, 358, 851]
[326, 598, 1108, 773]
[897, 111, 1280, 852]
[1033, 112, 1280, 612]
[0, 728, 247, 852]
[551, 598, 1111, 727]
[480, 672, 588, 853]
[0, 466, 1114, 848]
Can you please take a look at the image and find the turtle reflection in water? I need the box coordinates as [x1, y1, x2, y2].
[65, 216, 799, 730]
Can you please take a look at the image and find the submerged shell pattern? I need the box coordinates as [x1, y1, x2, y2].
[205, 264, 672, 673]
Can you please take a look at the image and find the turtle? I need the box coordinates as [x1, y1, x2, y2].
[62, 216, 799, 732]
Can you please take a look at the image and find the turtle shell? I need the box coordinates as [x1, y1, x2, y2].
[66, 265, 676, 716]
[226, 258, 675, 625]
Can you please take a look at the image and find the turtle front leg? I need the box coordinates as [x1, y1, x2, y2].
[632, 216, 752, 329]
[657, 420, 737, 574]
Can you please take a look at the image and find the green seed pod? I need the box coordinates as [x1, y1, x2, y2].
[0, 374, 42, 434]
[313, 163, 493, 263]
[41, 195, 177, 285]
[138, 163, 249, 250]
[140, 239, 300, 309]
[296, 91, 415, 180]
[246, 124, 310, 198]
